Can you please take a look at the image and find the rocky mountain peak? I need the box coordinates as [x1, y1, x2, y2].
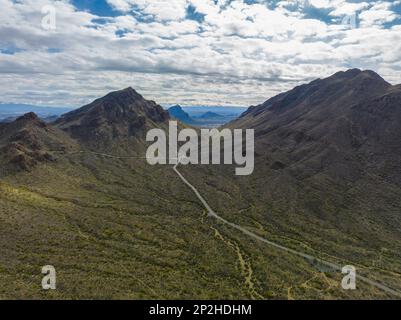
[55, 87, 170, 147]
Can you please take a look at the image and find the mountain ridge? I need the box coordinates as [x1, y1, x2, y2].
[230, 69, 401, 183]
[240, 69, 391, 119]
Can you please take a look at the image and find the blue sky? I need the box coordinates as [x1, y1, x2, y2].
[71, 0, 120, 16]
[0, 0, 400, 107]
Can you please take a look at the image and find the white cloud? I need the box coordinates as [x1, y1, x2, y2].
[106, 0, 137, 12]
[107, 0, 188, 21]
[0, 0, 400, 107]
[329, 2, 369, 16]
[359, 3, 400, 27]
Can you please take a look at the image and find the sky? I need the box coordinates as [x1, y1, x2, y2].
[0, 0, 400, 108]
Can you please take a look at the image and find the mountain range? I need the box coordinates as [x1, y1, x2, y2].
[167, 105, 245, 128]
[1, 69, 401, 299]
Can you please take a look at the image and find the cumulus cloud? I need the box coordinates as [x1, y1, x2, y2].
[0, 0, 400, 107]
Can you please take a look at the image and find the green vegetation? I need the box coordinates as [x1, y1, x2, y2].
[1, 78, 401, 300]
[1, 153, 399, 299]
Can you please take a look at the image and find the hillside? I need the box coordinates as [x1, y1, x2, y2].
[1, 74, 401, 299]
[180, 69, 401, 295]
[231, 69, 401, 185]
[0, 113, 78, 175]
[55, 87, 169, 152]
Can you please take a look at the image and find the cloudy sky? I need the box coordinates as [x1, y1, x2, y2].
[0, 0, 400, 108]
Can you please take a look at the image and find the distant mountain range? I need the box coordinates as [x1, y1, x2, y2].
[198, 111, 224, 119]
[0, 102, 245, 128]
[167, 105, 246, 128]
[0, 103, 73, 123]
[1, 69, 401, 299]
[168, 105, 196, 125]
